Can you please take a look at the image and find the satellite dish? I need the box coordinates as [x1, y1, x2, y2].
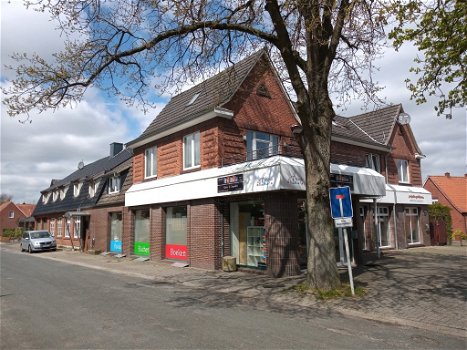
[397, 112, 411, 125]
[77, 161, 84, 169]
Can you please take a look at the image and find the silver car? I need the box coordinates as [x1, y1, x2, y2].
[20, 230, 57, 253]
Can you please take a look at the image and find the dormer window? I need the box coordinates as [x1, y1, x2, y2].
[89, 180, 100, 198]
[396, 159, 410, 183]
[60, 187, 68, 200]
[73, 182, 82, 197]
[42, 193, 50, 204]
[53, 190, 59, 202]
[109, 175, 121, 194]
[186, 92, 200, 106]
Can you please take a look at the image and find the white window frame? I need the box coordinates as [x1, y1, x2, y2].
[73, 182, 82, 197]
[108, 175, 121, 194]
[42, 193, 50, 204]
[53, 190, 59, 202]
[65, 218, 71, 238]
[366, 154, 381, 172]
[73, 217, 80, 239]
[246, 130, 279, 161]
[145, 146, 158, 179]
[396, 159, 410, 183]
[8, 210, 14, 219]
[57, 218, 63, 237]
[183, 131, 200, 170]
[89, 180, 99, 198]
[60, 187, 68, 200]
[405, 207, 420, 244]
[50, 219, 56, 236]
[376, 207, 391, 247]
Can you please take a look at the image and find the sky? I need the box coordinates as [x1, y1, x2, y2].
[1, 1, 466, 204]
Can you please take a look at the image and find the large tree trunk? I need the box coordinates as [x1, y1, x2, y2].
[301, 100, 341, 290]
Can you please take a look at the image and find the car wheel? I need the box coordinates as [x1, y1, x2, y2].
[20, 244, 24, 252]
[28, 245, 32, 254]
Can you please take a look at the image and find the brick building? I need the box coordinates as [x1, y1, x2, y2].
[32, 143, 132, 253]
[0, 201, 34, 234]
[423, 173, 467, 234]
[124, 50, 393, 277]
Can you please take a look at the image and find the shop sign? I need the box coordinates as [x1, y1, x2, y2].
[110, 240, 122, 253]
[330, 173, 354, 190]
[166, 244, 188, 260]
[217, 174, 244, 192]
[134, 241, 150, 256]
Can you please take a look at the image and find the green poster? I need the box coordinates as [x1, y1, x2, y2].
[134, 241, 150, 256]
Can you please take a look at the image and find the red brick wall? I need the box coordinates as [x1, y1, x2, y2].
[331, 141, 387, 170]
[189, 199, 220, 270]
[424, 179, 466, 234]
[387, 124, 422, 186]
[132, 60, 298, 184]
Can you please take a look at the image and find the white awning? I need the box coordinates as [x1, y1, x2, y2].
[125, 156, 386, 207]
[361, 184, 432, 205]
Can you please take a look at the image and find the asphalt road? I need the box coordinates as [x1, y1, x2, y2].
[1, 248, 465, 349]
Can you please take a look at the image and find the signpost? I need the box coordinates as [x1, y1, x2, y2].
[329, 186, 355, 296]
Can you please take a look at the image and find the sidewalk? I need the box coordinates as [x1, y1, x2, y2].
[2, 242, 466, 338]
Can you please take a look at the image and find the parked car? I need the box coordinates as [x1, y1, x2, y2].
[20, 230, 56, 253]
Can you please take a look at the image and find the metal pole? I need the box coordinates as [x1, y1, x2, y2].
[374, 198, 380, 259]
[343, 227, 355, 296]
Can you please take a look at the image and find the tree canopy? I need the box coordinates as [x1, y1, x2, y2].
[389, 0, 466, 117]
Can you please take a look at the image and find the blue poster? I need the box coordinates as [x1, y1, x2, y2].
[110, 240, 122, 253]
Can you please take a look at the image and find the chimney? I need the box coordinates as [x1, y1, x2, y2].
[110, 142, 124, 157]
[445, 172, 450, 178]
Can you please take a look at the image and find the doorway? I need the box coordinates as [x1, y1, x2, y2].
[230, 201, 265, 267]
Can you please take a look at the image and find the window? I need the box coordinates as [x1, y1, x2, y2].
[73, 217, 80, 239]
[65, 218, 71, 238]
[89, 180, 100, 198]
[42, 193, 50, 204]
[60, 187, 68, 200]
[375, 207, 390, 247]
[366, 154, 380, 172]
[57, 218, 63, 237]
[53, 190, 59, 202]
[246, 130, 279, 161]
[183, 132, 200, 170]
[396, 159, 410, 183]
[8, 211, 14, 219]
[405, 207, 420, 244]
[50, 219, 56, 236]
[360, 206, 369, 251]
[134, 209, 150, 256]
[108, 175, 121, 194]
[109, 212, 123, 253]
[165, 206, 188, 260]
[187, 92, 200, 106]
[145, 146, 157, 178]
[73, 182, 82, 197]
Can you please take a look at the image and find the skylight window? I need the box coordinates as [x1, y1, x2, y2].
[187, 92, 200, 106]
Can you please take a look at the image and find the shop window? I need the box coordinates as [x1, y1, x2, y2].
[109, 212, 123, 253]
[145, 146, 157, 179]
[366, 154, 380, 172]
[165, 206, 188, 260]
[396, 159, 410, 183]
[134, 209, 150, 256]
[375, 207, 390, 247]
[405, 207, 420, 244]
[183, 132, 200, 170]
[246, 130, 279, 161]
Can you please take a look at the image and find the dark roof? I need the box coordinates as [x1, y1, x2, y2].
[128, 50, 267, 146]
[32, 149, 133, 216]
[331, 104, 403, 148]
[95, 158, 133, 207]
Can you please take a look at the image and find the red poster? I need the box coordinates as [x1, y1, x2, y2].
[165, 244, 188, 260]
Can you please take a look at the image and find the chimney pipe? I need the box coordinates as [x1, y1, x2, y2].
[445, 172, 450, 178]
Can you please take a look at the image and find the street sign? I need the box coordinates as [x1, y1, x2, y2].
[329, 186, 353, 219]
[334, 217, 353, 228]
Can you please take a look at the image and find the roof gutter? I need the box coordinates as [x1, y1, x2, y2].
[127, 107, 234, 149]
[331, 135, 391, 152]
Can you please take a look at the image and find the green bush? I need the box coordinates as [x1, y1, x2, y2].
[451, 230, 467, 240]
[2, 228, 24, 239]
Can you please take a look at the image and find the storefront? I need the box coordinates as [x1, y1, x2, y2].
[125, 156, 386, 276]
[109, 212, 123, 253]
[134, 209, 150, 256]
